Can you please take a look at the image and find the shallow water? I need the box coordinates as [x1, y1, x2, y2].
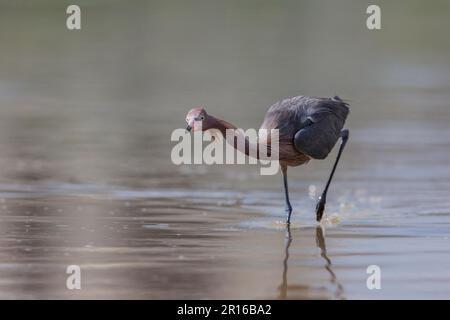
[1, 0, 450, 299]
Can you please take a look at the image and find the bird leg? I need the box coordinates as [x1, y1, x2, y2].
[281, 165, 293, 224]
[316, 129, 349, 222]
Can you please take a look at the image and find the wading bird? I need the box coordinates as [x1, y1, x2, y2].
[185, 96, 349, 224]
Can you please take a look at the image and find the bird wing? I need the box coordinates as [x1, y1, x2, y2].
[293, 96, 349, 159]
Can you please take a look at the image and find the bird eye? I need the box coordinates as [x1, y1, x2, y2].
[200, 116, 204, 120]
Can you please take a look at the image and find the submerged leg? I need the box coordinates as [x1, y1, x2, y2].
[316, 129, 349, 222]
[281, 165, 293, 224]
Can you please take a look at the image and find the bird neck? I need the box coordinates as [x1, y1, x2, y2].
[209, 116, 271, 160]
[210, 116, 237, 135]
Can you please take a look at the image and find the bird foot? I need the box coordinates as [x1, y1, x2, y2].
[315, 197, 326, 222]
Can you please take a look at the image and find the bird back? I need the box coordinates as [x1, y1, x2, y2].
[293, 96, 349, 159]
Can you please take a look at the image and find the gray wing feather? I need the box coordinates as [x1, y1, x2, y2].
[293, 96, 349, 159]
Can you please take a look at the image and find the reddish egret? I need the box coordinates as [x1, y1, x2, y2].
[185, 96, 349, 223]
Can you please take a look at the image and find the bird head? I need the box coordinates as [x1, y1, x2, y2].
[185, 107, 211, 132]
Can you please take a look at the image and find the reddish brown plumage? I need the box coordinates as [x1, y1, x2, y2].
[185, 95, 350, 223]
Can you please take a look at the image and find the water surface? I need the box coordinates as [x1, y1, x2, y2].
[0, 0, 450, 299]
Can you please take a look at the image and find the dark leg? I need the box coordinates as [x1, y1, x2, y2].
[281, 165, 293, 224]
[316, 129, 349, 222]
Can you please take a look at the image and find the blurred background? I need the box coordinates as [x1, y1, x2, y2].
[0, 0, 449, 299]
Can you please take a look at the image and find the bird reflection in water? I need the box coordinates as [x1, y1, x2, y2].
[278, 225, 293, 299]
[278, 225, 344, 299]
